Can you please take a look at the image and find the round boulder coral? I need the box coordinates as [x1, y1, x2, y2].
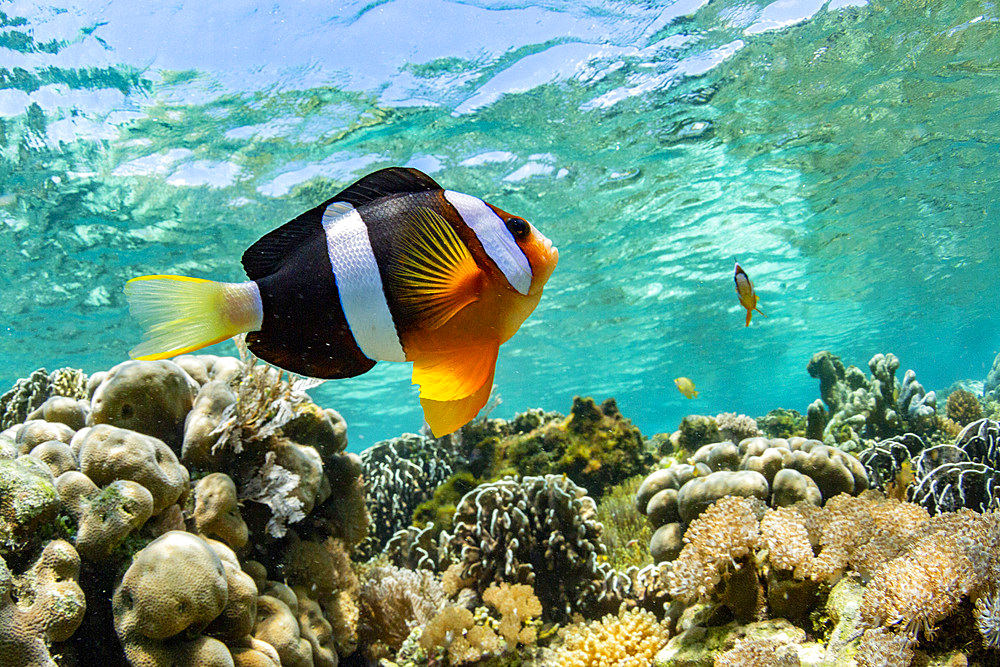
[182, 380, 237, 469]
[113, 531, 236, 666]
[0, 540, 87, 667]
[77, 424, 189, 515]
[0, 457, 59, 557]
[90, 360, 199, 447]
[14, 419, 74, 455]
[56, 472, 155, 561]
[676, 470, 769, 523]
[194, 473, 249, 549]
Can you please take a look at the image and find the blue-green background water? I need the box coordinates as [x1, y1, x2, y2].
[1, 0, 998, 449]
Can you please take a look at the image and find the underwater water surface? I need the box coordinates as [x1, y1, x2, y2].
[1, 0, 998, 447]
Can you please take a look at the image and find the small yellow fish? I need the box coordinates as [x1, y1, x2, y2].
[674, 377, 698, 399]
[734, 260, 766, 327]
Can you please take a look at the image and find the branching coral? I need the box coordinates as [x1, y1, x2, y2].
[359, 433, 456, 555]
[481, 583, 543, 648]
[358, 564, 448, 658]
[805, 351, 937, 444]
[1, 367, 87, 430]
[548, 606, 671, 667]
[444, 474, 607, 620]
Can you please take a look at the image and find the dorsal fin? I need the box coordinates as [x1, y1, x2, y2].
[242, 205, 324, 280]
[241, 202, 355, 280]
[332, 167, 441, 208]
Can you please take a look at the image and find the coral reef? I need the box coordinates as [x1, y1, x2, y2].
[0, 353, 369, 667]
[358, 564, 448, 659]
[6, 348, 1000, 667]
[548, 606, 671, 667]
[359, 433, 456, 555]
[757, 408, 807, 440]
[635, 436, 868, 564]
[946, 388, 984, 426]
[0, 456, 60, 558]
[443, 473, 608, 620]
[0, 540, 86, 667]
[1, 367, 88, 430]
[455, 396, 650, 501]
[862, 419, 1000, 515]
[805, 351, 937, 445]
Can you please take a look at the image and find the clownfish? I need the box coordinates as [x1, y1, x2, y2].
[734, 260, 765, 327]
[124, 167, 559, 437]
[674, 377, 698, 399]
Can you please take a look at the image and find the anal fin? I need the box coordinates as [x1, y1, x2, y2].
[420, 372, 495, 437]
[411, 340, 499, 403]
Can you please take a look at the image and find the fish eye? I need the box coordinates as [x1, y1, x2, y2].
[505, 216, 529, 240]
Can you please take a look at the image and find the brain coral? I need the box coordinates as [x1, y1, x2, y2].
[77, 424, 190, 515]
[444, 474, 607, 620]
[112, 531, 233, 666]
[0, 456, 60, 558]
[90, 360, 199, 448]
[0, 540, 87, 667]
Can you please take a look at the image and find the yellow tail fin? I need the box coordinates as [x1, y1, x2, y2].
[124, 275, 262, 360]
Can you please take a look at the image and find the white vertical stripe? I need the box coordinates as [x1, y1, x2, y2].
[444, 190, 532, 295]
[321, 205, 406, 362]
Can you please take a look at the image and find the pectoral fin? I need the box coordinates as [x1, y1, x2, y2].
[386, 207, 483, 331]
[420, 373, 495, 437]
[411, 340, 499, 403]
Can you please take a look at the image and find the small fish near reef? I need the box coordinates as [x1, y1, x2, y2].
[674, 376, 698, 399]
[734, 260, 766, 327]
[124, 167, 559, 436]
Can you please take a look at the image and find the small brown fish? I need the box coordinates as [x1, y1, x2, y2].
[734, 260, 766, 327]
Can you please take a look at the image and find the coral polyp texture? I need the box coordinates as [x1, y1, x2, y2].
[635, 435, 869, 564]
[443, 473, 608, 621]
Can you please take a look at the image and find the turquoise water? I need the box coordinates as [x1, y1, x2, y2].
[1, 0, 998, 449]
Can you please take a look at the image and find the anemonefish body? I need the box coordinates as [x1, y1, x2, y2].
[674, 377, 698, 399]
[124, 167, 559, 437]
[734, 260, 765, 327]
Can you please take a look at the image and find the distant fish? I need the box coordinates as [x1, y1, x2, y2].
[124, 167, 559, 437]
[734, 260, 766, 327]
[674, 377, 698, 399]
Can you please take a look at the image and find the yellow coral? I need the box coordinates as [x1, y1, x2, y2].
[552, 606, 671, 667]
[419, 605, 502, 665]
[945, 389, 983, 426]
[482, 583, 542, 648]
